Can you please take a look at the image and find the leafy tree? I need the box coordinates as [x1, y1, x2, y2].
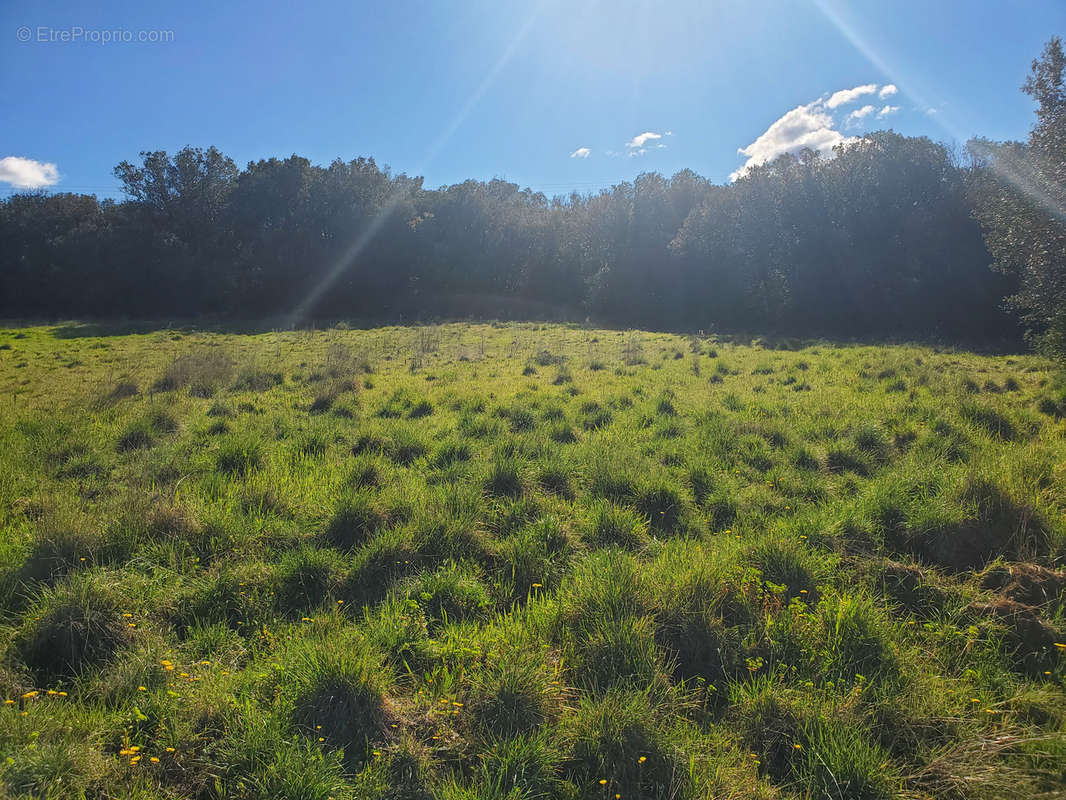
[971, 36, 1066, 356]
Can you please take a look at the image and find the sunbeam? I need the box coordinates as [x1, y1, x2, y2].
[812, 0, 1065, 221]
[287, 1, 551, 325]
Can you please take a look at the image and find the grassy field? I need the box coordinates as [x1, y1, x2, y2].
[0, 321, 1065, 800]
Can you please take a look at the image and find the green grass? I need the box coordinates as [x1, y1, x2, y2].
[0, 321, 1064, 798]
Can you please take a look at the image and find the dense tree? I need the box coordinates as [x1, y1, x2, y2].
[971, 36, 1066, 355]
[5, 39, 1066, 344]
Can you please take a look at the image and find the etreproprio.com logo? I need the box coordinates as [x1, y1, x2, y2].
[16, 26, 175, 44]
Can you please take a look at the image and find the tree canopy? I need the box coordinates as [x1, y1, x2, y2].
[4, 37, 1065, 347]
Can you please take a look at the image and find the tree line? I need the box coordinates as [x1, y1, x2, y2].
[1, 38, 1062, 349]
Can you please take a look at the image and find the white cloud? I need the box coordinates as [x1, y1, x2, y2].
[0, 156, 60, 189]
[879, 84, 898, 98]
[569, 147, 591, 159]
[877, 105, 900, 118]
[626, 131, 662, 148]
[825, 83, 878, 109]
[732, 100, 856, 180]
[847, 104, 876, 122]
[628, 149, 647, 158]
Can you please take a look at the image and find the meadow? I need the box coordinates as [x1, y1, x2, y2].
[0, 321, 1064, 800]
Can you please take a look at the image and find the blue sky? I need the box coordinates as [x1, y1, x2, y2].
[1, 0, 1063, 197]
